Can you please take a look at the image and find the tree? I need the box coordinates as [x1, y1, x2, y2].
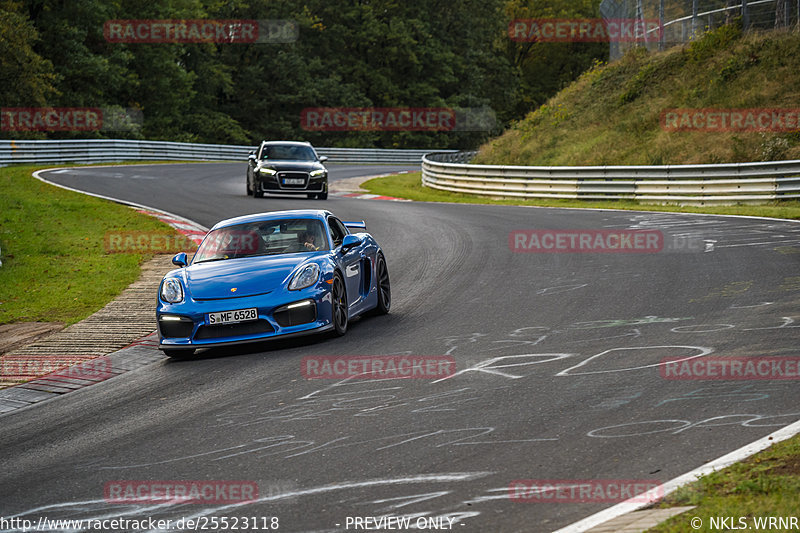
[500, 0, 607, 120]
[0, 2, 56, 109]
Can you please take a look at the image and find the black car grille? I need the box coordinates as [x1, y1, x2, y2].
[278, 172, 309, 189]
[274, 301, 317, 327]
[159, 317, 194, 338]
[195, 320, 275, 340]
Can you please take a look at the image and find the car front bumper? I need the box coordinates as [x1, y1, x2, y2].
[256, 172, 327, 193]
[157, 285, 333, 348]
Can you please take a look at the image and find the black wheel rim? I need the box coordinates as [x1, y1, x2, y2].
[333, 276, 347, 330]
[378, 258, 391, 307]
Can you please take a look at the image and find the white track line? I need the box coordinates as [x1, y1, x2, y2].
[32, 166, 209, 232]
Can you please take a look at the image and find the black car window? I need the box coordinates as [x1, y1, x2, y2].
[260, 144, 316, 161]
[193, 219, 329, 263]
[328, 217, 348, 247]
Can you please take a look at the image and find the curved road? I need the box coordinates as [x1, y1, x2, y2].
[1, 162, 799, 532]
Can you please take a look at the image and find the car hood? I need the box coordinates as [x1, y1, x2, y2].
[258, 160, 323, 172]
[185, 254, 311, 300]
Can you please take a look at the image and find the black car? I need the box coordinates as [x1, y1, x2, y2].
[246, 141, 329, 200]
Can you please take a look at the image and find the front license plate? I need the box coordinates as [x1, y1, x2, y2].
[283, 178, 304, 185]
[208, 308, 258, 325]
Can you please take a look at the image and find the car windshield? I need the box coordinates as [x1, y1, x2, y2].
[193, 218, 329, 263]
[260, 144, 316, 161]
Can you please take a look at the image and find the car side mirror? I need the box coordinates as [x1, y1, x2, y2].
[172, 252, 188, 267]
[341, 234, 362, 253]
[319, 155, 328, 163]
[248, 152, 256, 162]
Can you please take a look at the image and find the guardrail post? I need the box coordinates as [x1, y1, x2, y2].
[742, 0, 750, 30]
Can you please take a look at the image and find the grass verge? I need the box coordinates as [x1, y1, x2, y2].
[647, 433, 800, 532]
[0, 164, 188, 325]
[362, 172, 800, 220]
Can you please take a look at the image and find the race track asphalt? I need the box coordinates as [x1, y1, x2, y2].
[1, 162, 799, 532]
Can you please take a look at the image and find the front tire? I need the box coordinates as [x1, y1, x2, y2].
[163, 348, 196, 359]
[317, 192, 328, 200]
[246, 176, 253, 196]
[332, 273, 348, 336]
[373, 253, 391, 314]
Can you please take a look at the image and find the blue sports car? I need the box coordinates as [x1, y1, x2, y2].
[156, 209, 390, 358]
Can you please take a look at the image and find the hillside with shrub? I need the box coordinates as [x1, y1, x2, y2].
[475, 25, 800, 165]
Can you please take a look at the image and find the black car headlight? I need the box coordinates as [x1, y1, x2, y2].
[309, 169, 325, 178]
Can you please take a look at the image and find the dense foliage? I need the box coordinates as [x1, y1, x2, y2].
[1, 0, 605, 148]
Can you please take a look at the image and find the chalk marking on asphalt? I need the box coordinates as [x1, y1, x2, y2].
[158, 472, 490, 532]
[555, 345, 713, 376]
[587, 413, 800, 438]
[670, 324, 735, 333]
[730, 301, 773, 308]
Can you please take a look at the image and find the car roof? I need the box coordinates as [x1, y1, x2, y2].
[260, 140, 313, 146]
[210, 210, 332, 230]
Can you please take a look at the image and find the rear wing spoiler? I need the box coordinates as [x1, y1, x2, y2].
[343, 220, 367, 232]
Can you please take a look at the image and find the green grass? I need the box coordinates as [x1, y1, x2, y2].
[363, 172, 800, 220]
[647, 434, 800, 532]
[475, 27, 800, 166]
[0, 164, 187, 325]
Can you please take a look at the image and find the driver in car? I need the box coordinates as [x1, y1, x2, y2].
[301, 230, 320, 251]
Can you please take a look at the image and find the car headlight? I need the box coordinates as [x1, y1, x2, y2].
[309, 169, 325, 177]
[289, 263, 320, 290]
[259, 167, 278, 175]
[160, 278, 184, 303]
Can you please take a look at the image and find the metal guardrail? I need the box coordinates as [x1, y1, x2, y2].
[6, 140, 798, 205]
[317, 147, 448, 164]
[0, 139, 453, 166]
[422, 152, 800, 205]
